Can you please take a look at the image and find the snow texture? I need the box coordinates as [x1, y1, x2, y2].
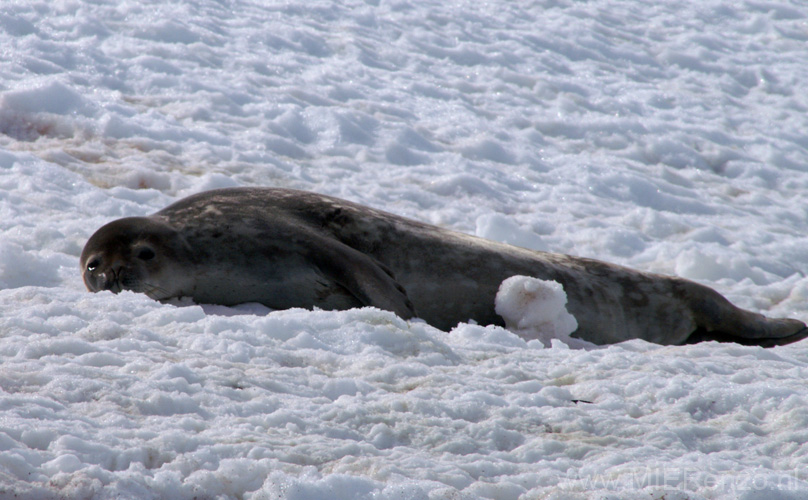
[2, 0, 808, 498]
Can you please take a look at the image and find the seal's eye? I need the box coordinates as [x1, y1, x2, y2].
[137, 247, 156, 261]
[86, 258, 100, 272]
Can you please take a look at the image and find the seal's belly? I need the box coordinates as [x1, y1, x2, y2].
[188, 266, 362, 312]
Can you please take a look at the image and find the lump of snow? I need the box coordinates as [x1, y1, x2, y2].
[495, 276, 579, 347]
[0, 81, 91, 116]
[475, 213, 546, 251]
[0, 242, 63, 289]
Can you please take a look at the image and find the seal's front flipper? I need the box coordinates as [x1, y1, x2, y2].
[312, 239, 416, 320]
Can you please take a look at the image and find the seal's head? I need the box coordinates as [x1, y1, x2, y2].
[80, 217, 193, 300]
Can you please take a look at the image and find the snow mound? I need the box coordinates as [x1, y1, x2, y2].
[495, 275, 581, 347]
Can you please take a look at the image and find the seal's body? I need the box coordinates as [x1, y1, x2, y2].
[81, 188, 807, 346]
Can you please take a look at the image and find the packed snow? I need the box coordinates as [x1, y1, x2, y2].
[2, 0, 808, 498]
[495, 276, 582, 348]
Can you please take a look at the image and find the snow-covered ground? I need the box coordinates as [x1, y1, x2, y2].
[2, 0, 808, 498]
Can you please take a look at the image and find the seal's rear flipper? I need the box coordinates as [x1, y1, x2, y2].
[684, 324, 808, 347]
[679, 280, 808, 347]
